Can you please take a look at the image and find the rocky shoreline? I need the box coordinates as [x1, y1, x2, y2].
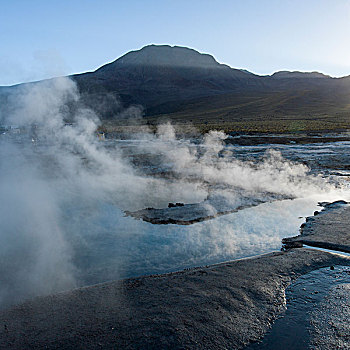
[282, 200, 350, 252]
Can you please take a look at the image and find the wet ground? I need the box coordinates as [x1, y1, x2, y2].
[2, 128, 350, 348]
[229, 140, 350, 176]
[310, 282, 350, 350]
[114, 133, 350, 177]
[282, 201, 350, 252]
[1, 248, 349, 350]
[247, 265, 350, 349]
[117, 134, 350, 225]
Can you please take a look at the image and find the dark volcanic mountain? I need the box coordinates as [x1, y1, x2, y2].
[2, 44, 350, 131]
[71, 45, 350, 124]
[72, 45, 264, 115]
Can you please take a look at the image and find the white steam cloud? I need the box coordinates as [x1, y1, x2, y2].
[0, 77, 348, 308]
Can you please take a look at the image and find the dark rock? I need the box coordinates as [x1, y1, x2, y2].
[282, 203, 350, 254]
[282, 241, 304, 250]
[322, 200, 348, 208]
[1, 249, 349, 350]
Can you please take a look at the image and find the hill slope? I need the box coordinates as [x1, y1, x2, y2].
[71, 45, 350, 132]
[2, 44, 350, 132]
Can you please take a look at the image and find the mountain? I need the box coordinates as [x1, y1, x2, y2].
[72, 45, 266, 116]
[101, 44, 224, 68]
[71, 45, 350, 125]
[2, 44, 350, 132]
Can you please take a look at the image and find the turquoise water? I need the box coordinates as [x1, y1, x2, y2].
[63, 197, 321, 284]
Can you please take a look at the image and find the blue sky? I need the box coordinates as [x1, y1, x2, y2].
[1, 0, 350, 85]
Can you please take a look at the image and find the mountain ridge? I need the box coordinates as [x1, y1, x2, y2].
[97, 45, 224, 69]
[92, 44, 341, 79]
[2, 44, 350, 133]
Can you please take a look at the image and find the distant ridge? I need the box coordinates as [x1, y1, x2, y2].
[98, 45, 223, 69]
[92, 44, 254, 80]
[1, 44, 350, 132]
[71, 44, 262, 116]
[271, 71, 331, 79]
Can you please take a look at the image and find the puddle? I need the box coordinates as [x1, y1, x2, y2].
[246, 265, 350, 349]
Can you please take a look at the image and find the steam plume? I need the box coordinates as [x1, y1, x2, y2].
[0, 77, 348, 308]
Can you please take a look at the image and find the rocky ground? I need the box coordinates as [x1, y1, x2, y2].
[282, 200, 350, 253]
[125, 191, 286, 225]
[1, 202, 350, 349]
[310, 283, 350, 350]
[224, 134, 350, 146]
